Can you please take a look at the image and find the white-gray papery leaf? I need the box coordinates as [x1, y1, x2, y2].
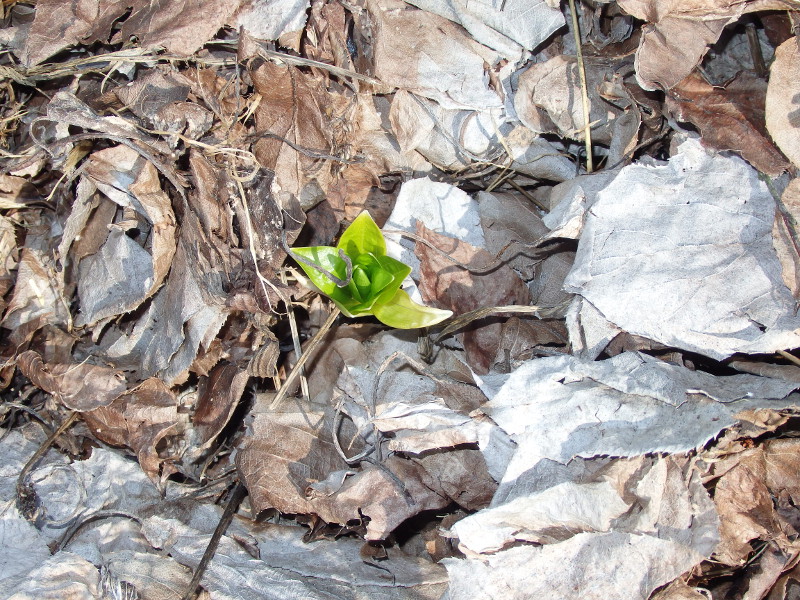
[548, 136, 800, 360]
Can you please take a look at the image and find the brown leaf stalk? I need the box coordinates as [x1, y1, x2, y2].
[568, 0, 594, 173]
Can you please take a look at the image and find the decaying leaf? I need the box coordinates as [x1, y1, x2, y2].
[773, 178, 800, 299]
[82, 378, 179, 484]
[366, 0, 507, 111]
[309, 455, 453, 541]
[0, 215, 16, 313]
[236, 0, 311, 51]
[250, 61, 348, 209]
[16, 350, 127, 411]
[416, 222, 531, 373]
[3, 248, 70, 348]
[192, 363, 250, 451]
[666, 71, 790, 176]
[765, 37, 800, 169]
[515, 55, 626, 144]
[559, 137, 800, 359]
[102, 232, 229, 385]
[19, 0, 130, 67]
[75, 145, 177, 326]
[709, 438, 800, 565]
[404, 0, 564, 60]
[617, 0, 797, 91]
[235, 402, 349, 516]
[389, 90, 509, 171]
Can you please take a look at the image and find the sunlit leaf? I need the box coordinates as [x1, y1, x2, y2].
[292, 210, 450, 329]
[336, 211, 386, 257]
[372, 288, 453, 329]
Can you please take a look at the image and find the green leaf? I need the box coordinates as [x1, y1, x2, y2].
[370, 254, 412, 304]
[291, 210, 450, 329]
[336, 211, 386, 257]
[372, 288, 453, 329]
[291, 246, 359, 314]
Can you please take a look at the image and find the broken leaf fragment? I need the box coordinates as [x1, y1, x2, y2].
[292, 211, 452, 328]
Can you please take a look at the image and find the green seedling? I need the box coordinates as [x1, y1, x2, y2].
[291, 211, 452, 329]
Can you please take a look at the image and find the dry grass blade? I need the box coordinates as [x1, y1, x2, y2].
[257, 48, 382, 86]
[269, 306, 341, 410]
[568, 0, 593, 173]
[435, 302, 571, 342]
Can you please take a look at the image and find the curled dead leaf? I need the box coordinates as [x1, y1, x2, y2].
[16, 350, 127, 411]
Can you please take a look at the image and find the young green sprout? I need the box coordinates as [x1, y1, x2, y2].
[291, 211, 452, 329]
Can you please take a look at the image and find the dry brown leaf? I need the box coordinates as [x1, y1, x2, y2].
[666, 71, 790, 176]
[740, 545, 800, 600]
[478, 191, 574, 306]
[16, 350, 127, 411]
[113, 0, 241, 57]
[74, 145, 177, 326]
[192, 363, 250, 450]
[3, 247, 70, 348]
[491, 316, 568, 371]
[617, 0, 797, 91]
[112, 68, 213, 143]
[309, 455, 452, 541]
[0, 174, 40, 209]
[415, 449, 496, 511]
[365, 0, 504, 111]
[235, 406, 349, 516]
[773, 178, 800, 298]
[304, 0, 353, 77]
[44, 92, 168, 152]
[766, 37, 800, 170]
[711, 439, 800, 565]
[113, 69, 191, 123]
[19, 0, 130, 67]
[83, 377, 179, 484]
[765, 558, 800, 600]
[730, 357, 800, 383]
[187, 151, 237, 247]
[515, 55, 627, 144]
[250, 61, 348, 210]
[415, 223, 531, 374]
[651, 578, 713, 600]
[0, 214, 17, 313]
[103, 226, 229, 384]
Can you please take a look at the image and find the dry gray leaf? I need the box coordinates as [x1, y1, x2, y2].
[367, 0, 506, 111]
[405, 0, 564, 60]
[559, 137, 800, 359]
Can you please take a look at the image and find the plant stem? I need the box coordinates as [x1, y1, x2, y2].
[270, 306, 341, 410]
[180, 481, 248, 600]
[568, 0, 594, 173]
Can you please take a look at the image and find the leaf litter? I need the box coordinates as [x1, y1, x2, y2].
[0, 1, 800, 599]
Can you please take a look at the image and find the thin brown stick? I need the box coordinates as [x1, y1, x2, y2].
[435, 302, 571, 342]
[270, 306, 341, 410]
[568, 0, 594, 173]
[181, 481, 248, 600]
[16, 410, 79, 518]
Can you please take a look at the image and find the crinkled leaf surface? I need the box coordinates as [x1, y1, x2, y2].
[557, 137, 800, 360]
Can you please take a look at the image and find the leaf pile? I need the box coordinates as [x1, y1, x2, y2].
[1, 1, 800, 599]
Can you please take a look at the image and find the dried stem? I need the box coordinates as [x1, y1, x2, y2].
[16, 410, 79, 519]
[270, 306, 342, 410]
[180, 481, 248, 600]
[568, 0, 594, 173]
